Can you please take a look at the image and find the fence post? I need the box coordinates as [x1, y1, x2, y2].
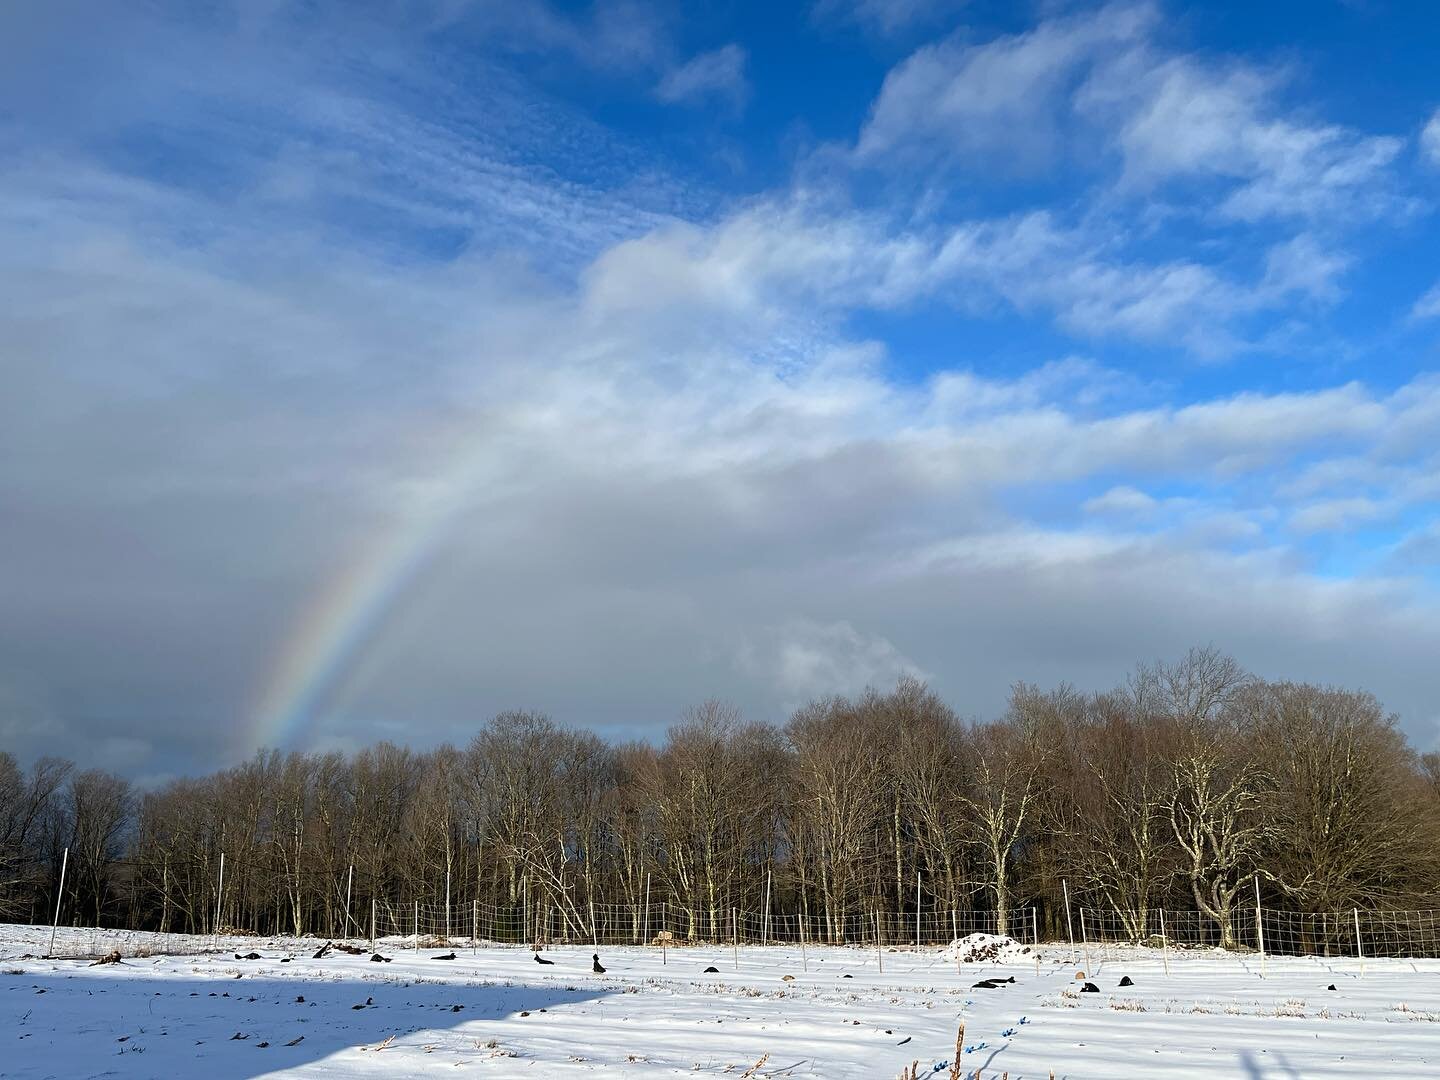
[661, 899, 668, 965]
[1354, 908, 1365, 976]
[1080, 908, 1091, 975]
[915, 871, 922, 950]
[1159, 908, 1170, 976]
[1062, 879, 1075, 944]
[1254, 875, 1265, 978]
[764, 869, 772, 948]
[413, 899, 418, 948]
[953, 909, 963, 974]
[445, 870, 451, 942]
[1031, 906, 1042, 976]
[47, 847, 69, 958]
[643, 874, 651, 947]
[733, 906, 740, 970]
[590, 897, 598, 948]
[800, 908, 809, 972]
[523, 877, 530, 946]
[874, 910, 884, 973]
[370, 897, 376, 947]
[215, 852, 226, 941]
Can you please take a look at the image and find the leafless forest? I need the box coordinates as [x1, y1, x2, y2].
[4, 648, 1439, 946]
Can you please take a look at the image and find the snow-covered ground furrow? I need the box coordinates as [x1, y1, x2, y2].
[2, 925, 1437, 1078]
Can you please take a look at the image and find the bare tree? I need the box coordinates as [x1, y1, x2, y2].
[961, 698, 1044, 936]
[1168, 733, 1270, 948]
[788, 696, 888, 941]
[0, 754, 70, 920]
[63, 769, 133, 926]
[1250, 682, 1440, 909]
[1055, 689, 1179, 940]
[888, 680, 970, 910]
[6, 648, 1440, 949]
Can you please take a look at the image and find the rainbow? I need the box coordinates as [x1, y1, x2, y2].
[245, 423, 500, 752]
[245, 506, 446, 754]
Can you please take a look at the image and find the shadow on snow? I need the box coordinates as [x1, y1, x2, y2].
[3, 954, 612, 1078]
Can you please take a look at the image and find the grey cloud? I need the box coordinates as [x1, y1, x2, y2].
[8, 174, 1440, 777]
[4, 1, 1440, 782]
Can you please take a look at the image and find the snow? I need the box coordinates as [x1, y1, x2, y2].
[944, 933, 1035, 964]
[3, 924, 1439, 1077]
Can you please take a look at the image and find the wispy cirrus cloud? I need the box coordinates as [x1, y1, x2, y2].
[855, 3, 1153, 169]
[857, 2, 1410, 227]
[812, 0, 964, 37]
[1418, 107, 1440, 166]
[1085, 54, 1407, 224]
[846, 1, 1422, 357]
[656, 45, 749, 110]
[1413, 281, 1440, 321]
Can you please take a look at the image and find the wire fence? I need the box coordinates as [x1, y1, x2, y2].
[364, 899, 1040, 948]
[17, 844, 1440, 962]
[1078, 905, 1440, 960]
[13, 900, 1440, 962]
[0, 924, 280, 961]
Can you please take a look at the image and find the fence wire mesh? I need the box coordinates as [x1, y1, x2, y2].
[361, 900, 1038, 948]
[18, 874, 1440, 962]
[1076, 905, 1440, 960]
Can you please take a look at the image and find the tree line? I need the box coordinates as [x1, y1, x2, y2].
[4, 648, 1439, 946]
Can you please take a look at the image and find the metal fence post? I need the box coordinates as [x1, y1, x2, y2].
[915, 871, 922, 949]
[47, 848, 69, 958]
[874, 910, 883, 973]
[1254, 876, 1265, 978]
[1355, 907, 1365, 976]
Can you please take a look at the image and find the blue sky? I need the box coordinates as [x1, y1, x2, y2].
[2, 0, 1439, 778]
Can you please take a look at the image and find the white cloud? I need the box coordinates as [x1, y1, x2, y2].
[580, 199, 935, 331]
[5, 0, 1440, 779]
[656, 45, 749, 109]
[1412, 281, 1440, 321]
[582, 197, 1307, 354]
[1421, 107, 1440, 166]
[1263, 234, 1350, 302]
[1290, 497, 1386, 535]
[931, 210, 1250, 349]
[856, 3, 1153, 168]
[1088, 55, 1405, 222]
[813, 0, 963, 36]
[447, 0, 671, 73]
[738, 619, 929, 702]
[9, 185, 1440, 764]
[858, 3, 1408, 229]
[1391, 521, 1440, 569]
[1084, 485, 1159, 515]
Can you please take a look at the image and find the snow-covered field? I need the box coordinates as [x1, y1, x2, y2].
[3, 925, 1438, 1078]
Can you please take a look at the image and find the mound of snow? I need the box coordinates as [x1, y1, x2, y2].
[945, 933, 1031, 963]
